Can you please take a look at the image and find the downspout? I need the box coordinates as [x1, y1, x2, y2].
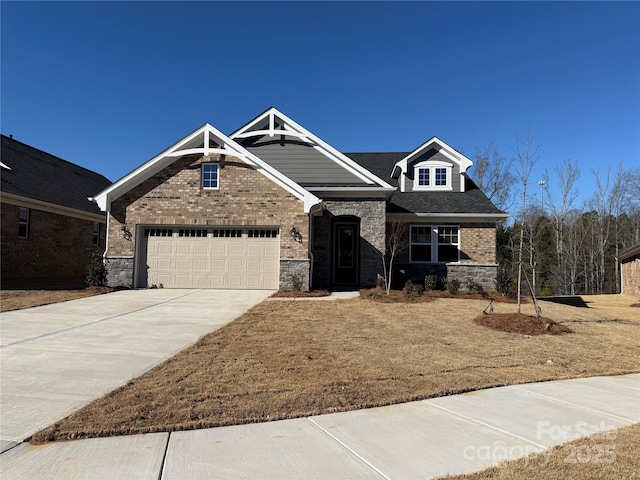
[308, 211, 314, 291]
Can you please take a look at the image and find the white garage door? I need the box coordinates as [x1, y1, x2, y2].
[142, 227, 279, 289]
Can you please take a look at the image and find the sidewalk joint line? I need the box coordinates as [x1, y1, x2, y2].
[509, 385, 637, 423]
[157, 432, 171, 480]
[306, 418, 391, 480]
[1, 290, 204, 349]
[425, 401, 548, 450]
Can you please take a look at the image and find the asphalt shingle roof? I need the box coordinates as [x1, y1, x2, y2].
[1, 135, 111, 215]
[347, 152, 505, 215]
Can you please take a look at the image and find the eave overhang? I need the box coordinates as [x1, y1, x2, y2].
[1, 191, 106, 222]
[387, 212, 510, 222]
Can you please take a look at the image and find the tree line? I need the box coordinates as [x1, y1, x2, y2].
[471, 137, 640, 296]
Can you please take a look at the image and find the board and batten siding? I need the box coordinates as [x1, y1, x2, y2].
[246, 137, 367, 185]
[405, 150, 461, 192]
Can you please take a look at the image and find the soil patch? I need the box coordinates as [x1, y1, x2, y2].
[474, 313, 573, 335]
[0, 287, 117, 312]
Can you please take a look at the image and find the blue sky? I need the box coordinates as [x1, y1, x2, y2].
[2, 1, 639, 210]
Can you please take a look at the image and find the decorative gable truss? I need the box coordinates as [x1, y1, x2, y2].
[231, 107, 395, 194]
[391, 137, 473, 193]
[92, 123, 321, 213]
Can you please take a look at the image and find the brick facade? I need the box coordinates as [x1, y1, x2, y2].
[621, 256, 640, 298]
[106, 154, 308, 288]
[1, 202, 105, 288]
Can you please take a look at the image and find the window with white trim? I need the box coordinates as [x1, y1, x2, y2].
[413, 161, 452, 191]
[410, 225, 460, 263]
[18, 207, 29, 239]
[202, 163, 219, 189]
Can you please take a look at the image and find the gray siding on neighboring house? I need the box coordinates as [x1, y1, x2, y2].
[405, 150, 461, 192]
[245, 138, 367, 185]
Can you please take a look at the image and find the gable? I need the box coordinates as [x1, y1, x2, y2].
[231, 108, 395, 191]
[92, 123, 321, 213]
[392, 137, 472, 193]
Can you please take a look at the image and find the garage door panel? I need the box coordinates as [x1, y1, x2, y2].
[176, 243, 190, 255]
[192, 259, 207, 271]
[211, 244, 226, 255]
[246, 259, 261, 271]
[228, 259, 243, 271]
[228, 244, 243, 255]
[157, 258, 172, 270]
[176, 259, 190, 270]
[193, 243, 208, 255]
[144, 228, 279, 289]
[158, 243, 173, 255]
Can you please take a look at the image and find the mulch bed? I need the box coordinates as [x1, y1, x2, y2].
[360, 288, 522, 304]
[270, 289, 331, 298]
[474, 313, 573, 335]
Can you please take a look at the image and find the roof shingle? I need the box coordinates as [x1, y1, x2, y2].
[1, 135, 111, 215]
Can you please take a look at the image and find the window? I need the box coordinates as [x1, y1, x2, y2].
[418, 168, 430, 186]
[93, 222, 100, 246]
[202, 163, 219, 189]
[413, 161, 452, 191]
[212, 229, 242, 238]
[435, 168, 447, 186]
[410, 225, 460, 263]
[18, 207, 29, 239]
[179, 229, 208, 237]
[248, 229, 278, 238]
[145, 228, 174, 237]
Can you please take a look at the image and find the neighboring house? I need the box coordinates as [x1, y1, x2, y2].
[92, 108, 507, 291]
[1, 135, 111, 288]
[619, 242, 640, 297]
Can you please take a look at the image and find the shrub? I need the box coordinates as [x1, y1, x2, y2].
[424, 275, 438, 291]
[447, 278, 461, 295]
[86, 253, 108, 287]
[403, 280, 424, 299]
[465, 277, 485, 295]
[290, 274, 303, 292]
[540, 281, 552, 297]
[495, 267, 512, 296]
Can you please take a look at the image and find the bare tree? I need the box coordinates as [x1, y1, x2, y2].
[514, 133, 540, 313]
[544, 159, 580, 294]
[589, 165, 624, 293]
[471, 144, 516, 211]
[379, 220, 409, 295]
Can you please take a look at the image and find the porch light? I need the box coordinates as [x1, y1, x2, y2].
[290, 226, 302, 243]
[121, 224, 132, 241]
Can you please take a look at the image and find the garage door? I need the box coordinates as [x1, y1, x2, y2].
[142, 227, 279, 289]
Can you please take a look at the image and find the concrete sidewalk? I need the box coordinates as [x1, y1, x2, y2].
[0, 289, 273, 452]
[2, 374, 638, 479]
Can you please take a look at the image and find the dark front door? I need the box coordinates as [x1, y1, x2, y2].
[332, 220, 359, 287]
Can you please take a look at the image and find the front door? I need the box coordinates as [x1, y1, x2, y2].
[332, 220, 359, 287]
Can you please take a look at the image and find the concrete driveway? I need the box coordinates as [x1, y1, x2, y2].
[0, 289, 273, 452]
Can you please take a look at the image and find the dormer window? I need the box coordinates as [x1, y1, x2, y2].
[413, 160, 452, 191]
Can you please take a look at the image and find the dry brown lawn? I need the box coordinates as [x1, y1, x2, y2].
[0, 287, 115, 312]
[31, 293, 640, 444]
[440, 422, 640, 480]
